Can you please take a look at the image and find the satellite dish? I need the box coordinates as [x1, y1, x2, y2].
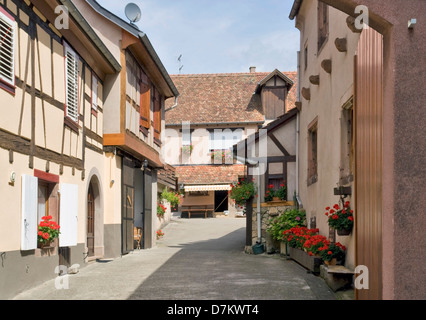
[125, 3, 141, 24]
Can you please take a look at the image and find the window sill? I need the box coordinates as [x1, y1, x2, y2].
[307, 175, 318, 186]
[0, 79, 15, 95]
[64, 117, 80, 133]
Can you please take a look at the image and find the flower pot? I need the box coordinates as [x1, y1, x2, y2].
[324, 258, 337, 266]
[337, 228, 352, 236]
[272, 197, 280, 202]
[38, 240, 51, 248]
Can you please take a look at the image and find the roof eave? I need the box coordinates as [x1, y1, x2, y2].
[289, 0, 303, 20]
[59, 0, 121, 73]
[85, 0, 178, 98]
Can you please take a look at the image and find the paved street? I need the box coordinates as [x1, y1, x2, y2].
[13, 217, 336, 300]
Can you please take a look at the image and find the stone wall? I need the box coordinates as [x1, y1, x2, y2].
[251, 201, 295, 253]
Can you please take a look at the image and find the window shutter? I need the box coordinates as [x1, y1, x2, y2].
[153, 88, 161, 140]
[0, 9, 15, 87]
[59, 183, 78, 247]
[64, 44, 79, 123]
[91, 74, 98, 111]
[21, 175, 38, 251]
[140, 81, 150, 129]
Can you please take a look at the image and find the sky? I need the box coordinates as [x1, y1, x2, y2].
[97, 0, 300, 75]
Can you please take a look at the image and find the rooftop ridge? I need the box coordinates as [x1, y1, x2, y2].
[170, 70, 297, 77]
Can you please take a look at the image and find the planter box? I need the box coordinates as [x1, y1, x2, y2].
[289, 247, 322, 274]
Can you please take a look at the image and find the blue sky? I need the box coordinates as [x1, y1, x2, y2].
[97, 0, 299, 75]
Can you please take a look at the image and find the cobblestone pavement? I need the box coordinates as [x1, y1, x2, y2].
[13, 217, 336, 300]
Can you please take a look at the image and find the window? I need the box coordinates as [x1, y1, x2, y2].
[91, 73, 98, 113]
[304, 45, 308, 71]
[140, 70, 150, 131]
[0, 7, 15, 92]
[308, 120, 318, 185]
[152, 86, 162, 144]
[318, 2, 329, 52]
[340, 98, 354, 184]
[209, 128, 243, 164]
[64, 43, 79, 123]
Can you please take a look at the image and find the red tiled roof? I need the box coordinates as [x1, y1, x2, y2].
[175, 165, 246, 185]
[165, 71, 297, 125]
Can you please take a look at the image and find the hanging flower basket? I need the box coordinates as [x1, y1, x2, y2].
[324, 201, 354, 235]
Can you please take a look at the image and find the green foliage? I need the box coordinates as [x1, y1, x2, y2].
[229, 179, 257, 206]
[160, 188, 182, 208]
[267, 208, 306, 241]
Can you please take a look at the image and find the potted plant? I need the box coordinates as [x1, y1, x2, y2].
[264, 184, 275, 202]
[303, 234, 329, 256]
[324, 201, 354, 235]
[229, 178, 257, 207]
[319, 242, 346, 265]
[157, 203, 167, 217]
[275, 183, 287, 201]
[37, 215, 60, 248]
[267, 208, 306, 241]
[156, 229, 164, 240]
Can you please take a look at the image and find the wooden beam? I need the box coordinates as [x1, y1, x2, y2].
[269, 132, 290, 157]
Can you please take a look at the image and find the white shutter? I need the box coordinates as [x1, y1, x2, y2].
[0, 10, 15, 87]
[64, 44, 79, 123]
[59, 184, 78, 247]
[21, 175, 38, 251]
[91, 74, 98, 110]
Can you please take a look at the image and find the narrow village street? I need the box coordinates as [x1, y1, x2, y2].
[13, 217, 338, 301]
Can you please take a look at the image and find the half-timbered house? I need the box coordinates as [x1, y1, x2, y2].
[77, 0, 179, 254]
[164, 67, 297, 218]
[0, 0, 120, 299]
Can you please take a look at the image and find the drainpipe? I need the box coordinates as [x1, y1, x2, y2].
[165, 96, 178, 112]
[296, 50, 302, 208]
[256, 173, 261, 243]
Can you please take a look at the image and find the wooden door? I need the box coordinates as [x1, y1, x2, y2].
[355, 27, 384, 300]
[122, 186, 134, 254]
[87, 184, 95, 257]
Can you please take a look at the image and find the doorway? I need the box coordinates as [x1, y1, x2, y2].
[214, 191, 229, 213]
[87, 183, 95, 257]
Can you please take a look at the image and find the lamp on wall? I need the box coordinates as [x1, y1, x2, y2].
[143, 159, 149, 169]
[408, 18, 416, 29]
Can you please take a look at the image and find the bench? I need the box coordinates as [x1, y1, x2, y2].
[320, 264, 354, 292]
[181, 205, 214, 219]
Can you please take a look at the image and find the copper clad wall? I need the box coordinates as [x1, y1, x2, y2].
[355, 27, 384, 300]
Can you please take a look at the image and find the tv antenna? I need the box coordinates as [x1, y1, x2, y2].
[178, 54, 183, 74]
[125, 3, 142, 26]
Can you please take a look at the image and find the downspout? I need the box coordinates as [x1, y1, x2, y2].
[165, 96, 178, 112]
[296, 50, 302, 208]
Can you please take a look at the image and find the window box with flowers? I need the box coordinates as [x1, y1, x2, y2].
[282, 226, 347, 273]
[265, 184, 287, 202]
[37, 215, 60, 248]
[324, 201, 354, 235]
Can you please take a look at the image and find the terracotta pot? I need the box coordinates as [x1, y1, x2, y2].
[38, 240, 51, 248]
[272, 197, 280, 202]
[324, 258, 337, 266]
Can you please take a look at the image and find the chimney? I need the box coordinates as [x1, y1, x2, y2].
[249, 66, 256, 73]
